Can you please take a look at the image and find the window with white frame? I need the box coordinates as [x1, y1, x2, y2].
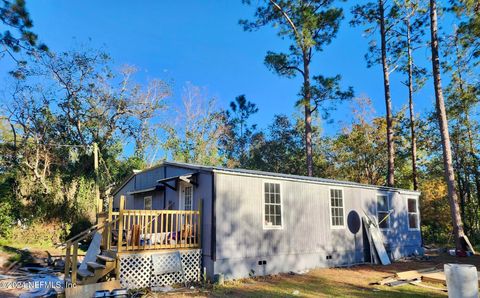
[330, 189, 344, 227]
[407, 198, 419, 229]
[377, 195, 390, 229]
[144, 196, 152, 210]
[184, 186, 193, 210]
[264, 182, 282, 228]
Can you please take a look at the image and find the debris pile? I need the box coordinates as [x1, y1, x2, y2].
[375, 266, 480, 292]
[0, 249, 67, 297]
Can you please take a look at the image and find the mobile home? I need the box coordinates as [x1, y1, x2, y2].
[112, 161, 422, 280]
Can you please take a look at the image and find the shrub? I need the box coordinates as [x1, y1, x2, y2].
[0, 201, 13, 238]
[7, 221, 64, 247]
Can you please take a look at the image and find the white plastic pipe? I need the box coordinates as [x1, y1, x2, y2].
[444, 263, 479, 298]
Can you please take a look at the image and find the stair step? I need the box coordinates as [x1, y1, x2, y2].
[87, 262, 106, 270]
[97, 255, 115, 262]
[77, 269, 94, 278]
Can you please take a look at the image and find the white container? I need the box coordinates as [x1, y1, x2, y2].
[444, 263, 479, 298]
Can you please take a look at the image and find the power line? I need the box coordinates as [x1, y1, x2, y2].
[0, 141, 93, 149]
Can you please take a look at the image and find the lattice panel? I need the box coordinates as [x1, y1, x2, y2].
[119, 249, 201, 289]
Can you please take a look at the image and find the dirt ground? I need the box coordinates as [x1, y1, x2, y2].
[162, 252, 480, 298]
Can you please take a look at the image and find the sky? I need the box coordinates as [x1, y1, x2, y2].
[2, 0, 442, 138]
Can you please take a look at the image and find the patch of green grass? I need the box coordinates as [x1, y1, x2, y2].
[0, 238, 57, 251]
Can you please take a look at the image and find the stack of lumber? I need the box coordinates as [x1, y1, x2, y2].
[376, 266, 480, 292]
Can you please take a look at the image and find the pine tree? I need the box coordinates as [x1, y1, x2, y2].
[351, 0, 400, 186]
[241, 0, 352, 176]
[429, 0, 468, 251]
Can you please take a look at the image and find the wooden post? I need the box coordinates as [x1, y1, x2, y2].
[64, 242, 71, 281]
[115, 255, 121, 280]
[106, 196, 113, 250]
[117, 195, 125, 253]
[71, 242, 78, 284]
[198, 199, 202, 249]
[93, 142, 101, 216]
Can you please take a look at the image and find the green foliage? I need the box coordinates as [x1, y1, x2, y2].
[320, 97, 413, 186]
[246, 114, 307, 175]
[220, 95, 258, 167]
[0, 0, 48, 77]
[242, 0, 352, 175]
[240, 0, 344, 51]
[450, 0, 480, 60]
[0, 201, 13, 238]
[0, 46, 170, 238]
[419, 178, 452, 245]
[309, 75, 354, 119]
[6, 221, 65, 247]
[350, 1, 401, 68]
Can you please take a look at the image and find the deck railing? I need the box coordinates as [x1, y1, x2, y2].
[115, 196, 201, 252]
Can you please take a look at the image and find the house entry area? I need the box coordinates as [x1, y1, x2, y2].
[63, 192, 203, 291]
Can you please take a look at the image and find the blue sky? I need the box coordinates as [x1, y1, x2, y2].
[3, 0, 442, 137]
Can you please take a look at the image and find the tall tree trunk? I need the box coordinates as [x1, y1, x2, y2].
[379, 0, 395, 187]
[429, 0, 465, 250]
[303, 50, 314, 177]
[406, 17, 418, 191]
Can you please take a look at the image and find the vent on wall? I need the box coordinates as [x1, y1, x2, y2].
[326, 255, 333, 260]
[258, 260, 267, 265]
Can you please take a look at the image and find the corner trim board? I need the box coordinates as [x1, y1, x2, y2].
[211, 171, 216, 262]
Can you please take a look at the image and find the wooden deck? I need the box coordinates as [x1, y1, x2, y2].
[63, 195, 202, 285]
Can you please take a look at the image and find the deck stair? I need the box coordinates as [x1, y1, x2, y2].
[61, 198, 120, 286]
[62, 195, 202, 289]
[75, 254, 117, 285]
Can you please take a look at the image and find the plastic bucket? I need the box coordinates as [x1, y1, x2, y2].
[444, 263, 479, 298]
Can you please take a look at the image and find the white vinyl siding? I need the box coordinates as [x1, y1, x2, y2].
[330, 188, 344, 227]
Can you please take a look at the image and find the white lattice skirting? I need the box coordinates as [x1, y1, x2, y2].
[119, 249, 202, 289]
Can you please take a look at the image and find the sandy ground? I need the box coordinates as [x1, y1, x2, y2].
[157, 252, 480, 298]
[1, 249, 479, 297]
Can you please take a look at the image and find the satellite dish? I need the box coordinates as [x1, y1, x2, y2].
[347, 210, 361, 234]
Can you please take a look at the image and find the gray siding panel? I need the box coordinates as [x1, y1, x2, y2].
[214, 172, 422, 279]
